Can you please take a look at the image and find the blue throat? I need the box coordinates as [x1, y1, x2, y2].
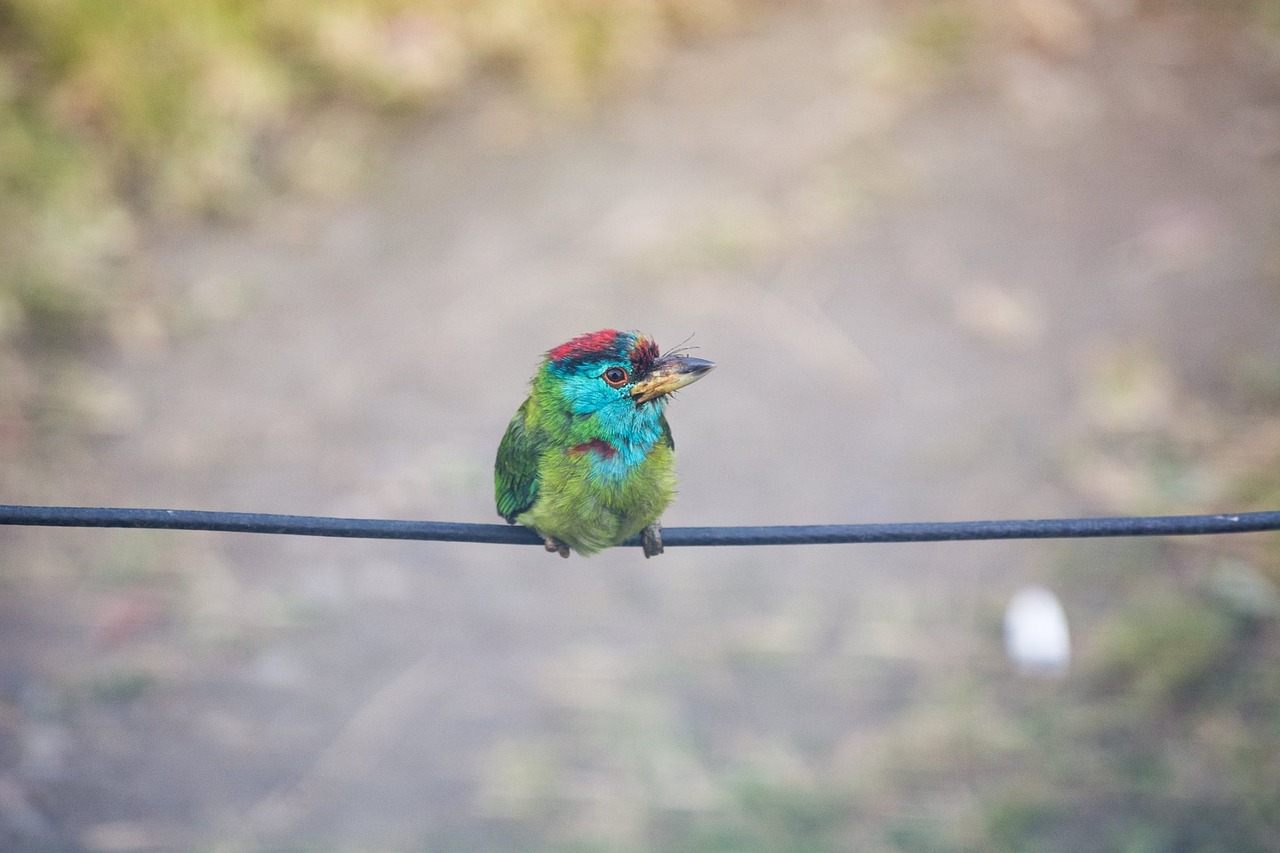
[585, 400, 666, 481]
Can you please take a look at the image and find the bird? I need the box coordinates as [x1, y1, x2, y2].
[495, 329, 714, 558]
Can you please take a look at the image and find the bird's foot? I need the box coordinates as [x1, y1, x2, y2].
[641, 523, 664, 558]
[543, 536, 571, 558]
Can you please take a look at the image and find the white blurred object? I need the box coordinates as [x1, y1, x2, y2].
[1004, 586, 1071, 677]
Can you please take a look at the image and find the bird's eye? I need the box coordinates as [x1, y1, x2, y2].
[602, 367, 629, 387]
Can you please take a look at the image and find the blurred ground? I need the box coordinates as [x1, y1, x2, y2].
[3, 1, 1280, 851]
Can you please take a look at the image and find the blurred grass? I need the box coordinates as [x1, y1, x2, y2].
[0, 0, 748, 455]
[956, 343, 1280, 852]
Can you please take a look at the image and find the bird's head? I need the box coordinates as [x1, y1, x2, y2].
[541, 329, 714, 417]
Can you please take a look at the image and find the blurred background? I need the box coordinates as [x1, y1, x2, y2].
[2, 0, 1280, 850]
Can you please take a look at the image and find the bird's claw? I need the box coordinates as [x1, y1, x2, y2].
[641, 523, 664, 558]
[544, 536, 571, 558]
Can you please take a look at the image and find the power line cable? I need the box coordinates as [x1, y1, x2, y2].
[1, 504, 1278, 547]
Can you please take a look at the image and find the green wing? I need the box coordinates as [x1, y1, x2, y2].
[659, 413, 674, 450]
[495, 398, 543, 523]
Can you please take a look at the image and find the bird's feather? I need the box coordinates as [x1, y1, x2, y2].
[495, 397, 543, 523]
[493, 330, 710, 555]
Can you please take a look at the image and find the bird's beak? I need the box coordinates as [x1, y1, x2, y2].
[630, 355, 715, 404]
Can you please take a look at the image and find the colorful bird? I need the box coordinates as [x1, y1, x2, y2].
[495, 329, 714, 558]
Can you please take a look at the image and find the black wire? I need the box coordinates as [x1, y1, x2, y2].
[1, 504, 1278, 546]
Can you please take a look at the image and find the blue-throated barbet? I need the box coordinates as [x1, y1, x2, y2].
[495, 330, 714, 557]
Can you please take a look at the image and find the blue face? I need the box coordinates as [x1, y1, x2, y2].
[548, 353, 668, 477]
[551, 357, 636, 416]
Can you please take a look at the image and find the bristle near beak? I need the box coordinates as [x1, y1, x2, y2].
[630, 355, 715, 404]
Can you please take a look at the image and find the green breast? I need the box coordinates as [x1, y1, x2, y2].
[518, 443, 677, 555]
